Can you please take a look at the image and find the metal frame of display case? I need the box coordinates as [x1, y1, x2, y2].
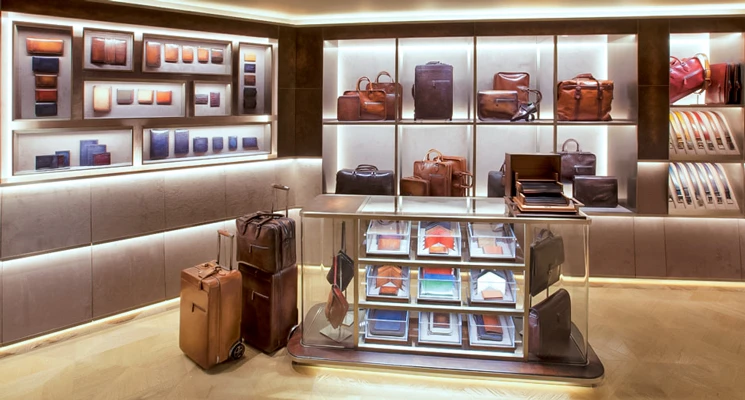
[289, 195, 603, 385]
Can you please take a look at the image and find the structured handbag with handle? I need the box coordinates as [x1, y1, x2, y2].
[401, 175, 430, 196]
[669, 53, 710, 103]
[367, 71, 402, 120]
[477, 90, 519, 121]
[434, 150, 473, 197]
[556, 73, 614, 121]
[573, 176, 618, 208]
[494, 72, 530, 103]
[324, 257, 349, 329]
[487, 164, 506, 198]
[530, 229, 565, 296]
[559, 139, 596, 182]
[706, 63, 729, 105]
[336, 164, 395, 195]
[413, 151, 453, 197]
[529, 288, 572, 359]
[339, 77, 387, 121]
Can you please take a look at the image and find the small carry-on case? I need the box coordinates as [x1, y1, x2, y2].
[179, 230, 245, 369]
[413, 61, 454, 120]
[236, 184, 296, 274]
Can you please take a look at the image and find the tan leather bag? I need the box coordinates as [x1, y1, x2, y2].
[494, 72, 530, 103]
[343, 77, 387, 121]
[477, 90, 519, 121]
[367, 71, 402, 120]
[324, 257, 349, 329]
[401, 175, 430, 196]
[414, 151, 453, 197]
[430, 149, 473, 197]
[556, 73, 613, 121]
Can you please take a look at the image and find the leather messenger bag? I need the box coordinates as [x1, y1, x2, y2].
[336, 164, 395, 196]
[530, 229, 565, 296]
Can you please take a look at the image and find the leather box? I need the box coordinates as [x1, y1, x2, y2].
[336, 165, 395, 195]
[400, 176, 429, 196]
[244, 74, 256, 86]
[244, 63, 256, 73]
[92, 85, 112, 113]
[149, 129, 169, 159]
[211, 48, 224, 64]
[182, 46, 194, 63]
[228, 136, 238, 150]
[413, 61, 453, 120]
[55, 150, 70, 168]
[26, 38, 64, 56]
[90, 37, 106, 63]
[35, 89, 57, 103]
[164, 44, 179, 63]
[92, 152, 112, 166]
[244, 53, 256, 62]
[32, 57, 59, 74]
[35, 74, 57, 88]
[573, 176, 618, 208]
[195, 94, 209, 105]
[79, 140, 99, 166]
[35, 155, 60, 170]
[35, 102, 57, 117]
[213, 137, 224, 151]
[156, 90, 172, 105]
[145, 41, 161, 68]
[478, 90, 519, 121]
[116, 89, 134, 105]
[504, 153, 561, 197]
[210, 92, 220, 107]
[242, 137, 258, 150]
[174, 129, 189, 155]
[529, 288, 572, 359]
[193, 137, 209, 153]
[137, 89, 154, 104]
[493, 72, 530, 103]
[197, 47, 209, 63]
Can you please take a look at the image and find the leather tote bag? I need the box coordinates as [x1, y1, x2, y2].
[559, 138, 596, 182]
[556, 73, 614, 121]
[336, 164, 395, 195]
[670, 53, 710, 103]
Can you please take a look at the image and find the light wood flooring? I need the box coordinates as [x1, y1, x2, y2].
[0, 283, 744, 400]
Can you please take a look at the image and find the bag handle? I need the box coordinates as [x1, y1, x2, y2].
[574, 73, 597, 80]
[356, 76, 373, 92]
[271, 184, 290, 217]
[424, 148, 444, 161]
[561, 138, 581, 152]
[340, 221, 347, 254]
[518, 86, 543, 105]
[355, 164, 378, 172]
[376, 71, 393, 83]
[216, 229, 234, 271]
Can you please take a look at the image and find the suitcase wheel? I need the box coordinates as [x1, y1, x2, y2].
[230, 342, 245, 360]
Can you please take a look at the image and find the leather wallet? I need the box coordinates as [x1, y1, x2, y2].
[182, 46, 194, 63]
[26, 38, 64, 56]
[164, 44, 179, 63]
[244, 97, 257, 110]
[156, 90, 172, 105]
[244, 53, 256, 62]
[197, 47, 209, 63]
[150, 129, 169, 159]
[93, 152, 111, 166]
[90, 37, 106, 63]
[193, 137, 209, 153]
[35, 74, 57, 88]
[32, 57, 59, 74]
[210, 92, 220, 107]
[92, 85, 112, 113]
[137, 89, 154, 104]
[35, 102, 57, 117]
[211, 48, 224, 64]
[474, 314, 503, 341]
[228, 136, 238, 150]
[213, 137, 224, 151]
[377, 235, 401, 251]
[145, 41, 161, 68]
[174, 129, 189, 155]
[242, 137, 258, 150]
[116, 89, 134, 105]
[35, 89, 57, 103]
[432, 312, 450, 330]
[79, 140, 99, 166]
[244, 63, 256, 73]
[195, 94, 208, 105]
[244, 87, 257, 97]
[111, 39, 127, 65]
[368, 310, 407, 337]
[55, 151, 70, 168]
[244, 74, 256, 86]
[35, 155, 65, 170]
[84, 144, 107, 166]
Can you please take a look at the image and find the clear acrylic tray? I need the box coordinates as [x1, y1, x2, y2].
[418, 312, 462, 346]
[366, 220, 412, 255]
[417, 267, 461, 303]
[468, 269, 518, 306]
[365, 265, 410, 301]
[417, 221, 462, 258]
[365, 309, 410, 342]
[467, 222, 517, 260]
[467, 314, 516, 350]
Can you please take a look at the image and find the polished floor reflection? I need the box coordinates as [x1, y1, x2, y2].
[0, 282, 744, 399]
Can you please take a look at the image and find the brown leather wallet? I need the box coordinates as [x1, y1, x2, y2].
[182, 46, 194, 63]
[26, 38, 64, 56]
[156, 90, 172, 105]
[35, 74, 57, 89]
[112, 39, 127, 65]
[244, 74, 256, 86]
[145, 41, 161, 68]
[164, 44, 179, 63]
[211, 48, 224, 64]
[197, 47, 209, 63]
[90, 37, 106, 63]
[35, 89, 57, 102]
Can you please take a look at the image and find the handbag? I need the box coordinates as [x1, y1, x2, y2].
[477, 90, 519, 121]
[573, 176, 619, 208]
[556, 73, 614, 121]
[529, 288, 572, 359]
[339, 77, 387, 121]
[367, 71, 402, 120]
[335, 164, 395, 195]
[324, 256, 349, 329]
[493, 72, 530, 103]
[325, 222, 355, 291]
[530, 229, 564, 296]
[728, 63, 742, 104]
[559, 138, 596, 182]
[434, 150, 473, 197]
[487, 164, 506, 198]
[400, 176, 430, 196]
[706, 63, 729, 105]
[669, 53, 710, 103]
[413, 151, 453, 197]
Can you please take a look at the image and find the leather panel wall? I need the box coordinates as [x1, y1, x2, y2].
[164, 167, 227, 230]
[589, 217, 636, 277]
[633, 217, 667, 278]
[664, 218, 742, 280]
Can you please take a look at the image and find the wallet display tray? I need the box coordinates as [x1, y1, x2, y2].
[416, 222, 462, 258]
[516, 179, 564, 194]
[417, 312, 463, 346]
[365, 266, 411, 302]
[466, 314, 517, 351]
[468, 269, 518, 306]
[365, 220, 412, 256]
[364, 309, 410, 344]
[416, 267, 462, 305]
[467, 222, 517, 260]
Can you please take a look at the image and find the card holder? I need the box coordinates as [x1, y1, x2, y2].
[93, 85, 112, 113]
[174, 129, 189, 155]
[164, 44, 179, 63]
[212, 137, 224, 151]
[93, 152, 112, 166]
[116, 89, 134, 105]
[228, 136, 238, 150]
[55, 150, 70, 168]
[35, 74, 57, 88]
[35, 102, 58, 117]
[195, 94, 208, 105]
[112, 39, 127, 65]
[211, 48, 224, 64]
[244, 63, 256, 73]
[242, 137, 258, 150]
[182, 46, 194, 63]
[90, 37, 106, 63]
[32, 57, 59, 74]
[137, 89, 154, 104]
[197, 47, 209, 63]
[193, 137, 209, 153]
[156, 90, 172, 105]
[150, 129, 170, 159]
[36, 155, 58, 170]
[209, 92, 220, 107]
[145, 41, 161, 68]
[84, 144, 107, 166]
[26, 38, 64, 56]
[35, 89, 57, 103]
[244, 75, 256, 86]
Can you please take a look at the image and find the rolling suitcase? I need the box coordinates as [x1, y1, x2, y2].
[413, 61, 453, 120]
[179, 230, 245, 369]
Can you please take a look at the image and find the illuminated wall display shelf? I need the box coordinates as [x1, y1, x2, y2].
[1, 12, 278, 184]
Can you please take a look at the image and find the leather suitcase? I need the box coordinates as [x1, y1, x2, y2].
[236, 184, 296, 274]
[413, 61, 453, 120]
[239, 264, 298, 353]
[336, 164, 395, 195]
[179, 230, 245, 369]
[529, 288, 572, 359]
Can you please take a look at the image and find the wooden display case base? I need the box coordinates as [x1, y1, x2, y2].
[287, 327, 604, 386]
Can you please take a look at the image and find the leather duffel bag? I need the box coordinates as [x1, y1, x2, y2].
[670, 53, 710, 103]
[336, 164, 395, 195]
[557, 73, 613, 121]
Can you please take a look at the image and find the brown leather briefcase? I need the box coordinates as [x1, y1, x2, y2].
[494, 72, 530, 103]
[179, 230, 245, 369]
[413, 61, 453, 120]
[413, 154, 453, 197]
[428, 149, 473, 197]
[557, 73, 613, 121]
[367, 71, 402, 120]
[529, 288, 572, 359]
[400, 176, 430, 196]
[477, 90, 519, 121]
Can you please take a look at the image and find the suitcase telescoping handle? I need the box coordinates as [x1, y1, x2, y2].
[271, 183, 290, 217]
[216, 229, 235, 271]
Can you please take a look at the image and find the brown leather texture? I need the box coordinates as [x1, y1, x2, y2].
[236, 212, 296, 274]
[336, 164, 395, 195]
[438, 153, 473, 197]
[344, 77, 386, 120]
[145, 41, 161, 68]
[706, 63, 728, 105]
[573, 176, 619, 208]
[337, 95, 360, 121]
[211, 48, 224, 64]
[477, 90, 519, 121]
[400, 176, 429, 196]
[156, 90, 172, 105]
[413, 157, 452, 197]
[729, 63, 742, 104]
[182, 46, 194, 63]
[179, 262, 242, 369]
[504, 153, 562, 197]
[367, 71, 402, 120]
[559, 139, 596, 182]
[556, 73, 614, 121]
[35, 74, 57, 88]
[112, 39, 127, 65]
[413, 62, 453, 120]
[529, 288, 572, 359]
[670, 54, 709, 103]
[244, 74, 257, 86]
[165, 43, 179, 63]
[239, 265, 298, 353]
[197, 47, 209, 63]
[493, 72, 530, 103]
[325, 284, 348, 329]
[26, 38, 64, 56]
[90, 37, 106, 63]
[35, 89, 57, 102]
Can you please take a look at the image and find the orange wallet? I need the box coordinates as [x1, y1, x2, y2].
[182, 46, 194, 63]
[35, 89, 57, 102]
[35, 74, 57, 89]
[197, 47, 209, 63]
[26, 38, 64, 56]
[164, 44, 179, 63]
[145, 41, 161, 68]
[156, 90, 172, 105]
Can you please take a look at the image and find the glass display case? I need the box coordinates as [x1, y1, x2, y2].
[291, 195, 601, 383]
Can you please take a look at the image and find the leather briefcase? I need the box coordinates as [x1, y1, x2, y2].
[559, 138, 596, 182]
[336, 164, 395, 195]
[530, 229, 564, 296]
[573, 176, 618, 208]
[337, 94, 360, 121]
[494, 72, 530, 103]
[413, 155, 452, 197]
[529, 288, 572, 359]
[401, 176, 429, 196]
[342, 77, 387, 121]
[557, 73, 614, 121]
[670, 53, 710, 103]
[728, 63, 742, 104]
[367, 71, 402, 120]
[426, 149, 473, 197]
[413, 61, 454, 120]
[478, 90, 519, 120]
[706, 63, 729, 105]
[487, 164, 506, 198]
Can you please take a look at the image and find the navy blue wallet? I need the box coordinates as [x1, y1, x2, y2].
[228, 136, 238, 150]
[32, 57, 60, 74]
[368, 310, 407, 337]
[35, 155, 57, 170]
[212, 137, 223, 151]
[55, 150, 70, 168]
[174, 129, 189, 155]
[244, 63, 256, 73]
[242, 137, 258, 150]
[150, 129, 170, 159]
[79, 140, 99, 166]
[35, 102, 58, 117]
[193, 137, 208, 153]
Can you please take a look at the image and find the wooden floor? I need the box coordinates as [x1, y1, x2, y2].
[0, 282, 744, 399]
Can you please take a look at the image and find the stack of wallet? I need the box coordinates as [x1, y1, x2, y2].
[474, 314, 503, 341]
[420, 268, 456, 297]
[368, 310, 408, 337]
[27, 37, 64, 117]
[375, 265, 403, 295]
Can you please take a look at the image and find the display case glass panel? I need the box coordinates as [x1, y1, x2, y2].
[365, 266, 410, 301]
[468, 269, 518, 306]
[418, 312, 462, 346]
[467, 223, 517, 260]
[83, 81, 186, 119]
[323, 125, 396, 194]
[365, 220, 411, 255]
[417, 222, 462, 258]
[365, 309, 410, 343]
[417, 267, 462, 302]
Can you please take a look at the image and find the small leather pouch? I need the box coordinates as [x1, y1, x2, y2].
[116, 89, 134, 105]
[477, 90, 519, 120]
[35, 102, 57, 117]
[92, 85, 112, 113]
[35, 89, 57, 103]
[137, 89, 154, 104]
[324, 257, 350, 329]
[573, 176, 618, 208]
[164, 44, 179, 63]
[337, 95, 360, 121]
[213, 137, 224, 151]
[181, 46, 194, 63]
[228, 136, 238, 150]
[193, 137, 209, 153]
[90, 37, 106, 63]
[150, 129, 170, 159]
[400, 175, 430, 196]
[211, 48, 224, 64]
[174, 129, 189, 155]
[494, 72, 530, 103]
[26, 38, 64, 56]
[242, 137, 259, 150]
[244, 75, 256, 86]
[32, 57, 59, 74]
[244, 63, 256, 73]
[210, 92, 220, 107]
[156, 90, 172, 105]
[145, 41, 161, 68]
[35, 74, 57, 88]
[195, 94, 209, 105]
[93, 152, 111, 166]
[197, 48, 209, 63]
